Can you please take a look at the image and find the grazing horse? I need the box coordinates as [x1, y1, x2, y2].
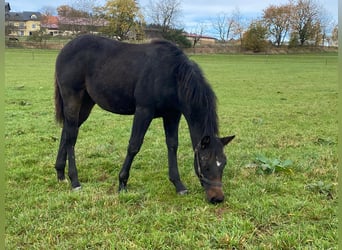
[54, 35, 235, 203]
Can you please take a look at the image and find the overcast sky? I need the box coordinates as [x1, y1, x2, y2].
[7, 0, 338, 34]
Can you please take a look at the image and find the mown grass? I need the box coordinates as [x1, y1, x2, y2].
[5, 48, 337, 249]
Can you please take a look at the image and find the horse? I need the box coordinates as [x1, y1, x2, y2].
[54, 34, 235, 203]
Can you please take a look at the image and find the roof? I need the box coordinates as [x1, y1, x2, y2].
[41, 15, 59, 29]
[7, 11, 42, 21]
[5, 2, 10, 12]
[185, 33, 217, 40]
[41, 16, 108, 28]
[58, 16, 108, 27]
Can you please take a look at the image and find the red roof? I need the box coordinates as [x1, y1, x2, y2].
[41, 15, 108, 29]
[41, 15, 58, 29]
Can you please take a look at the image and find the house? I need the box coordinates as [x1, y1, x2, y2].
[5, 2, 10, 16]
[6, 11, 42, 36]
[41, 15, 60, 36]
[41, 16, 109, 36]
[184, 33, 217, 45]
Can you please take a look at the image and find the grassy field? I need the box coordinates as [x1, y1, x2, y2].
[5, 48, 337, 249]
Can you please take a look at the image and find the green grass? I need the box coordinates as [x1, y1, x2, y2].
[5, 49, 337, 249]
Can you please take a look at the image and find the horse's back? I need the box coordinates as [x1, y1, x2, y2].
[55, 35, 186, 115]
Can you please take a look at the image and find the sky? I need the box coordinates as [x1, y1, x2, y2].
[7, 0, 338, 35]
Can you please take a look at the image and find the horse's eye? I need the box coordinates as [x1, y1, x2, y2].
[200, 154, 210, 161]
[200, 156, 206, 161]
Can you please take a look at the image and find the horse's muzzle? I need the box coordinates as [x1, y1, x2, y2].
[206, 186, 224, 204]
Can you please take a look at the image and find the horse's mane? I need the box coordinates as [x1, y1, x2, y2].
[176, 56, 219, 136]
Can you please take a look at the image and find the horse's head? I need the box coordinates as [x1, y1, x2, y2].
[194, 135, 235, 204]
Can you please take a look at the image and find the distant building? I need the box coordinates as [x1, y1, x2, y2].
[40, 15, 60, 36]
[40, 16, 108, 36]
[6, 11, 42, 36]
[5, 2, 10, 14]
[184, 33, 217, 45]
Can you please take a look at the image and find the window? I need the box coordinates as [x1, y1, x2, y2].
[32, 24, 36, 29]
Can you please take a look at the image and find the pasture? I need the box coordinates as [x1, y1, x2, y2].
[5, 48, 337, 249]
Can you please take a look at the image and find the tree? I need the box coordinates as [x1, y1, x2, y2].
[316, 8, 334, 46]
[27, 30, 51, 48]
[71, 0, 99, 15]
[102, 0, 144, 40]
[242, 21, 268, 52]
[231, 8, 247, 47]
[57, 5, 90, 34]
[190, 23, 206, 47]
[57, 5, 89, 17]
[162, 28, 191, 48]
[263, 4, 292, 46]
[331, 24, 338, 45]
[212, 13, 229, 42]
[147, 0, 183, 32]
[145, 0, 190, 46]
[39, 6, 57, 16]
[290, 0, 319, 46]
[212, 8, 243, 42]
[212, 12, 235, 42]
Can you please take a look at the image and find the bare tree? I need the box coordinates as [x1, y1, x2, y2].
[316, 7, 334, 46]
[212, 8, 241, 42]
[212, 13, 228, 42]
[39, 6, 57, 16]
[147, 0, 183, 32]
[231, 8, 247, 46]
[71, 0, 99, 15]
[190, 22, 206, 47]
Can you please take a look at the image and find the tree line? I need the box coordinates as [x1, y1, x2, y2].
[16, 0, 340, 50]
[212, 0, 337, 50]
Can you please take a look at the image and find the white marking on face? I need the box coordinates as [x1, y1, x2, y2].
[216, 160, 222, 167]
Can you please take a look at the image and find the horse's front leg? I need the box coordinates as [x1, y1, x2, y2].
[163, 113, 188, 195]
[118, 107, 153, 192]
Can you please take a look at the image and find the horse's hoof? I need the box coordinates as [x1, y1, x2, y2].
[72, 186, 82, 191]
[177, 189, 188, 195]
[58, 178, 68, 184]
[118, 183, 128, 193]
[118, 187, 127, 193]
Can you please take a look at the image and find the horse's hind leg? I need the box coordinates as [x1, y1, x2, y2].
[55, 91, 94, 189]
[55, 129, 67, 182]
[55, 116, 80, 188]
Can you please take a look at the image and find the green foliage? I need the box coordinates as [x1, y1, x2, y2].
[5, 50, 337, 249]
[305, 181, 335, 199]
[253, 154, 293, 175]
[242, 21, 269, 52]
[288, 32, 300, 48]
[26, 30, 51, 43]
[161, 28, 192, 48]
[101, 0, 144, 40]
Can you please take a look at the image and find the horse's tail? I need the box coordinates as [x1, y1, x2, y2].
[54, 72, 64, 125]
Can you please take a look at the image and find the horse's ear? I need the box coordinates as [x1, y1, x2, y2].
[200, 135, 211, 149]
[221, 135, 235, 146]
